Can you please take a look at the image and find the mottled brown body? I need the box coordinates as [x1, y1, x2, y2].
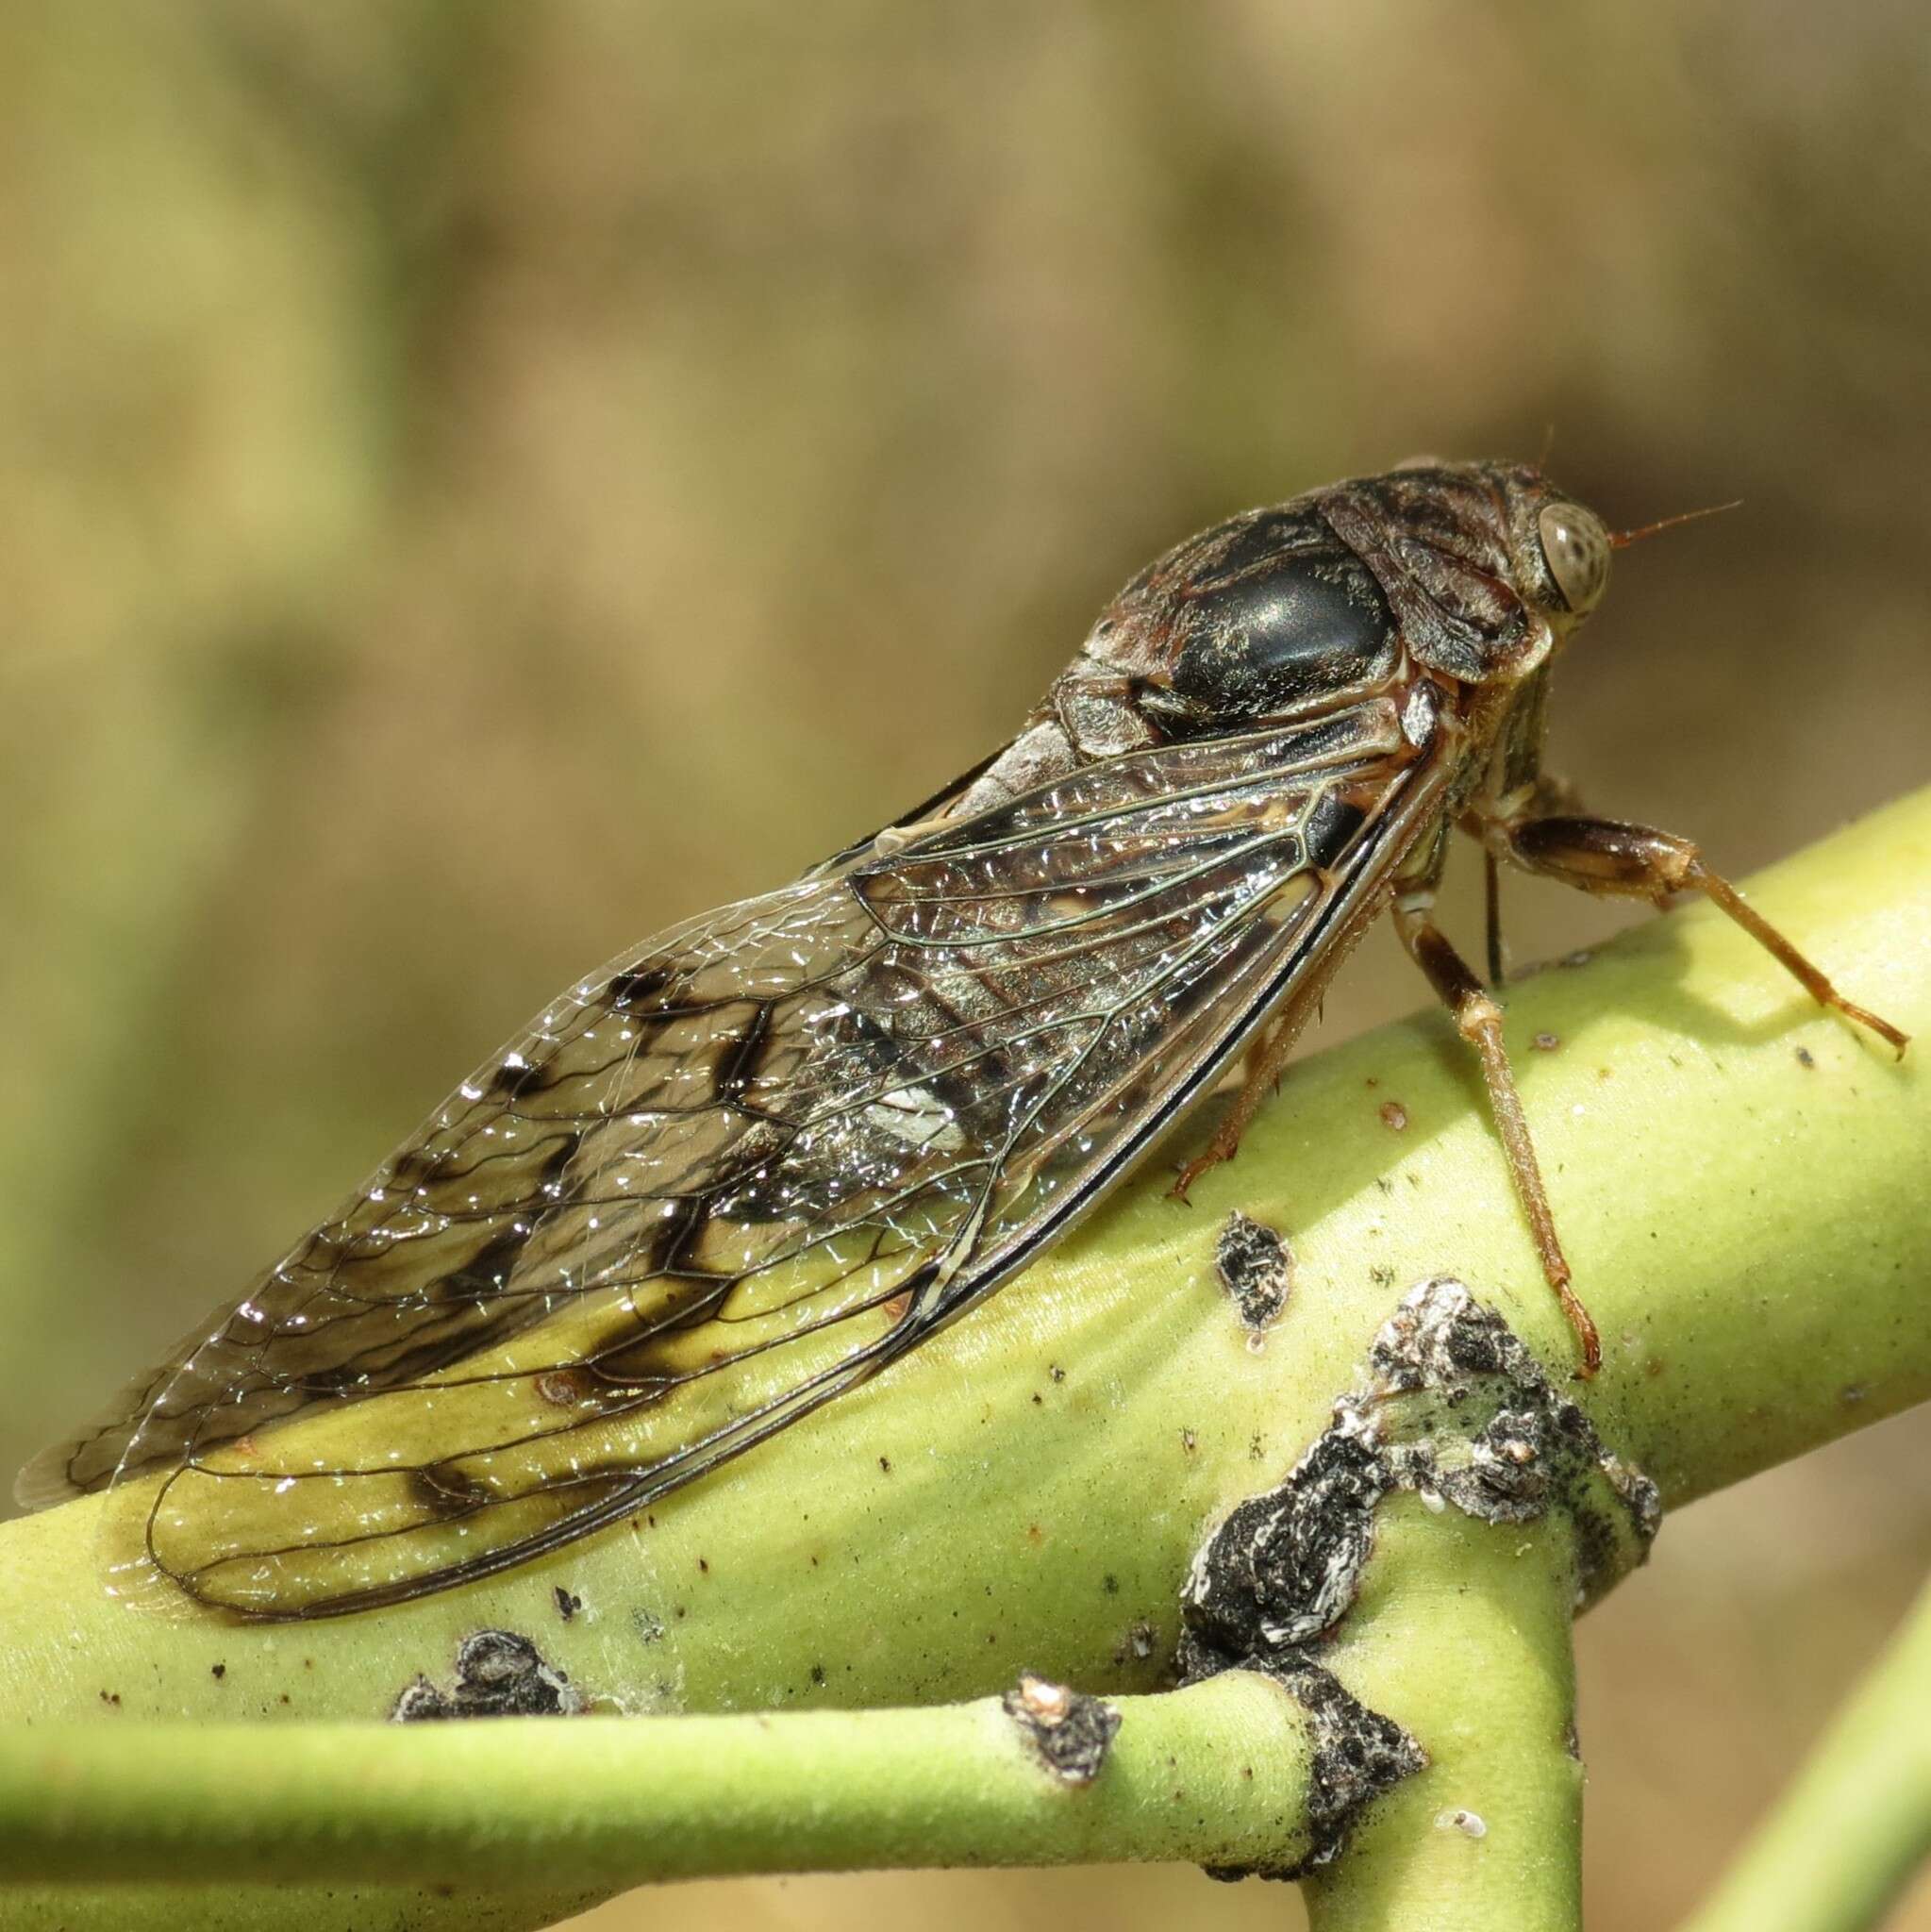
[20, 461, 1903, 1616]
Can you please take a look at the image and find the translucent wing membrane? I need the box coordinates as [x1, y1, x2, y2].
[25, 695, 1440, 1617]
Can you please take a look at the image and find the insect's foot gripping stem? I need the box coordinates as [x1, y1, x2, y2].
[1171, 996, 1328, 1205]
[1544, 1258, 1603, 1382]
[1504, 817, 1910, 1059]
[1690, 864, 1909, 1058]
[1394, 900, 1603, 1376]
[1170, 1122, 1243, 1203]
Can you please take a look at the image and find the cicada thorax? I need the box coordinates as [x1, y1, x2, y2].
[929, 466, 1548, 852]
[1047, 467, 1566, 810]
[1318, 464, 1559, 686]
[1117, 499, 1406, 723]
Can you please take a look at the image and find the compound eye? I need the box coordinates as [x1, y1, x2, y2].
[1537, 502, 1611, 614]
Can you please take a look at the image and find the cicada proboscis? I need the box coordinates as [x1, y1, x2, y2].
[18, 459, 1906, 1619]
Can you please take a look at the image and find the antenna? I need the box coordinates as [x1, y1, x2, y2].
[1607, 499, 1742, 550]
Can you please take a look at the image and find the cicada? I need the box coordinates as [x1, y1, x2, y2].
[18, 460, 1905, 1620]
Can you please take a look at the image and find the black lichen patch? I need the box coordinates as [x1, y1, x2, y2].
[554, 1586, 583, 1623]
[1180, 1420, 1387, 1668]
[1205, 1664, 1426, 1881]
[391, 1629, 583, 1723]
[1214, 1211, 1293, 1330]
[1178, 1275, 1662, 1876]
[1429, 1406, 1552, 1524]
[1002, 1672, 1121, 1786]
[1368, 1279, 1662, 1602]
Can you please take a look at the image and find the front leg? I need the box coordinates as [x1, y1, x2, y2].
[1490, 813, 1908, 1057]
[1390, 869, 1603, 1375]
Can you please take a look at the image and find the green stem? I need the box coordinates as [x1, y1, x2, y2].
[0, 1672, 1310, 1889]
[1680, 1571, 1931, 1932]
[1304, 1500, 1584, 1932]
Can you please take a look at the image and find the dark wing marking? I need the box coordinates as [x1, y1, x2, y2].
[22, 694, 1446, 1617]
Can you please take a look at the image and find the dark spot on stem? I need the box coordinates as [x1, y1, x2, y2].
[1209, 1663, 1426, 1882]
[1214, 1211, 1293, 1330]
[1002, 1673, 1121, 1786]
[391, 1630, 583, 1723]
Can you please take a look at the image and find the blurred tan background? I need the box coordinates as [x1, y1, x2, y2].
[2, 3, 1928, 1926]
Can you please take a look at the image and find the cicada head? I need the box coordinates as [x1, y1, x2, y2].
[1484, 462, 1613, 632]
[1449, 463, 1737, 653]
[1346, 458, 1615, 683]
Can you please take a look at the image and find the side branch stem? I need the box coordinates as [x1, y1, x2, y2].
[1304, 1500, 1585, 1932]
[0, 1674, 1311, 1892]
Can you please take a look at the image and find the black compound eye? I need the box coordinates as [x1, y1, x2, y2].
[1536, 502, 1611, 615]
[1169, 550, 1398, 721]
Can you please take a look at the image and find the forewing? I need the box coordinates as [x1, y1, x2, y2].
[24, 695, 1442, 1617]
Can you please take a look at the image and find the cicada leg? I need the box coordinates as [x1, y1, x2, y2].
[1389, 863, 1602, 1376]
[1483, 848, 1508, 988]
[1169, 893, 1388, 1204]
[1476, 773, 1589, 989]
[1489, 813, 1909, 1058]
